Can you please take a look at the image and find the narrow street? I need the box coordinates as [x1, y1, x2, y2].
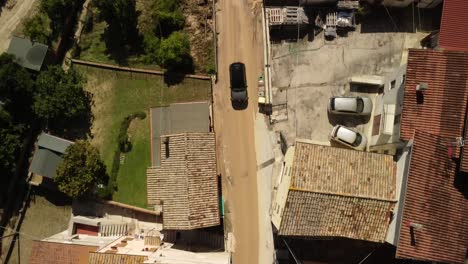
[213, 0, 265, 263]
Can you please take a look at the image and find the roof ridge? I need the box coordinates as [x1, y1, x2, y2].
[289, 187, 398, 203]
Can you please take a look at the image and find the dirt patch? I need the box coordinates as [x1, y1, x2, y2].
[181, 0, 213, 72]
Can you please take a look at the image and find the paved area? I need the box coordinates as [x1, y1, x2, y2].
[213, 0, 266, 263]
[0, 0, 38, 52]
[269, 29, 427, 146]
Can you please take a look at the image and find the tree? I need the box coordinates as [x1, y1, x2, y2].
[33, 66, 90, 122]
[23, 12, 51, 44]
[151, 0, 184, 37]
[95, 0, 140, 59]
[40, 0, 77, 38]
[0, 53, 34, 122]
[55, 140, 107, 198]
[157, 31, 192, 70]
[0, 106, 24, 181]
[142, 35, 160, 64]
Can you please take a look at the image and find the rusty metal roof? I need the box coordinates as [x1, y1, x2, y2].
[29, 241, 98, 264]
[279, 142, 396, 242]
[147, 133, 219, 230]
[439, 0, 468, 51]
[396, 131, 468, 264]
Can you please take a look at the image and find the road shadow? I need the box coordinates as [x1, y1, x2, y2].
[350, 83, 383, 94]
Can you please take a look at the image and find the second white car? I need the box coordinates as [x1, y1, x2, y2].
[330, 125, 367, 151]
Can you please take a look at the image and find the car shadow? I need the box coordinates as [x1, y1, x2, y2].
[327, 111, 371, 127]
[231, 100, 248, 111]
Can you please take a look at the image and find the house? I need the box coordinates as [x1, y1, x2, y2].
[438, 0, 468, 52]
[146, 102, 219, 230]
[391, 48, 468, 264]
[29, 241, 98, 264]
[147, 133, 219, 230]
[28, 133, 74, 186]
[7, 36, 48, 71]
[271, 141, 396, 243]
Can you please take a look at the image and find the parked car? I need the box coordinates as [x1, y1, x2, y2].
[328, 96, 372, 115]
[229, 62, 248, 102]
[330, 125, 367, 151]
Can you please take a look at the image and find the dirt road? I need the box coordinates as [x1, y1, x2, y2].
[0, 0, 38, 52]
[213, 0, 264, 263]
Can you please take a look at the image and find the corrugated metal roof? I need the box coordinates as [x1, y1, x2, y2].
[439, 0, 468, 51]
[88, 252, 148, 264]
[147, 133, 219, 230]
[37, 133, 73, 154]
[279, 142, 396, 242]
[29, 241, 98, 264]
[396, 131, 468, 264]
[6, 36, 48, 71]
[400, 49, 468, 141]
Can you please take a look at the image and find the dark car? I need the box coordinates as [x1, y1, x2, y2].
[229, 62, 248, 102]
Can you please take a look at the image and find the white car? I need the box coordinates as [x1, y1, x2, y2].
[328, 96, 373, 115]
[330, 125, 367, 151]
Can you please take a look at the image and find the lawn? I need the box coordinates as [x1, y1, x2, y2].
[75, 65, 211, 208]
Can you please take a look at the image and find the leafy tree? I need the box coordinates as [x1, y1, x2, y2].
[0, 106, 24, 179]
[40, 0, 78, 37]
[142, 35, 160, 63]
[95, 0, 140, 58]
[157, 31, 192, 70]
[151, 0, 184, 37]
[33, 66, 90, 122]
[55, 140, 107, 198]
[23, 12, 51, 44]
[0, 53, 34, 121]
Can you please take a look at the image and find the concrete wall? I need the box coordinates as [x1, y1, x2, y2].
[271, 146, 295, 230]
[370, 65, 407, 154]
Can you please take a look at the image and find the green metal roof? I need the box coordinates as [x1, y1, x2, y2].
[7, 36, 48, 71]
[29, 133, 73, 179]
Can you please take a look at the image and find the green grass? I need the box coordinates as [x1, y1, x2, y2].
[75, 65, 210, 208]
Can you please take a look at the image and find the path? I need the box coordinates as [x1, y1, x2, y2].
[213, 0, 265, 263]
[0, 0, 38, 52]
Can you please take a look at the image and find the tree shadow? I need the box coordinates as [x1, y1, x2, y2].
[163, 71, 186, 86]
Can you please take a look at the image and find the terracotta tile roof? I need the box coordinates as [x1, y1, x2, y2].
[88, 252, 148, 264]
[291, 142, 396, 200]
[439, 0, 468, 51]
[396, 131, 468, 264]
[400, 49, 468, 142]
[29, 241, 98, 264]
[279, 142, 396, 242]
[147, 132, 219, 230]
[279, 191, 394, 242]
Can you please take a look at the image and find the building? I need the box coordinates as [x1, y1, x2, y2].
[147, 102, 219, 230]
[29, 241, 97, 264]
[147, 133, 219, 230]
[272, 141, 396, 243]
[391, 48, 468, 264]
[28, 133, 74, 186]
[7, 36, 48, 71]
[438, 0, 468, 51]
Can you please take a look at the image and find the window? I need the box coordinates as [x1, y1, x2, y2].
[401, 74, 406, 84]
[394, 114, 401, 125]
[373, 115, 381, 136]
[390, 80, 396, 89]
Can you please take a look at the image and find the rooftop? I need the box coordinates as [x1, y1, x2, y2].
[7, 36, 48, 71]
[397, 48, 468, 263]
[279, 142, 396, 242]
[29, 133, 74, 179]
[147, 133, 219, 230]
[29, 240, 98, 264]
[150, 102, 211, 167]
[439, 0, 468, 51]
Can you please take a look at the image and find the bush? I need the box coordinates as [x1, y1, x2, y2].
[157, 31, 192, 70]
[143, 35, 160, 64]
